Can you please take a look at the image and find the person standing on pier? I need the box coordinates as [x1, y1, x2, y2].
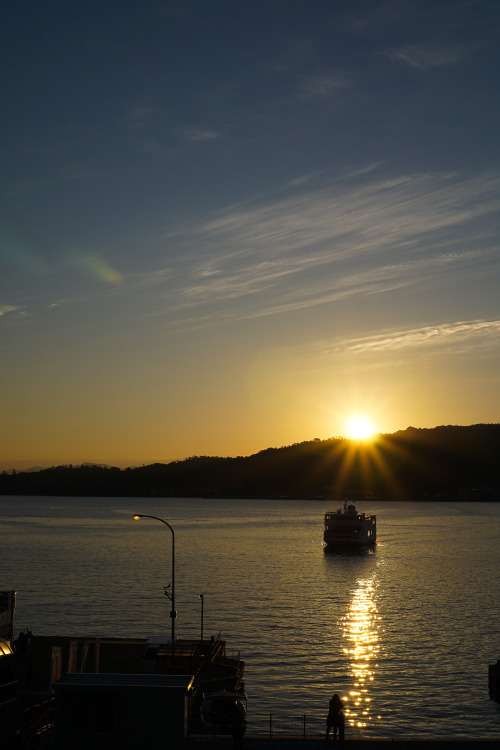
[231, 702, 246, 749]
[325, 693, 345, 743]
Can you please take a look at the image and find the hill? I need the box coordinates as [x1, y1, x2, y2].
[1, 424, 498, 500]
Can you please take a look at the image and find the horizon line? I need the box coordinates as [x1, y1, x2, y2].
[2, 422, 499, 473]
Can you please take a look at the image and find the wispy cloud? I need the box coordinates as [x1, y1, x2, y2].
[0, 304, 28, 321]
[269, 61, 353, 106]
[169, 249, 480, 323]
[335, 320, 500, 354]
[122, 104, 161, 130]
[183, 128, 221, 142]
[240, 251, 482, 320]
[297, 71, 352, 100]
[344, 0, 413, 35]
[0, 305, 19, 316]
[181, 171, 498, 261]
[386, 42, 463, 70]
[144, 169, 500, 330]
[1, 170, 102, 197]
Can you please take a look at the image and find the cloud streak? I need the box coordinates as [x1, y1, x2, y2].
[386, 42, 464, 70]
[335, 319, 500, 354]
[176, 171, 498, 261]
[0, 304, 28, 322]
[150, 169, 499, 327]
[183, 128, 221, 142]
[297, 71, 353, 100]
[0, 305, 20, 316]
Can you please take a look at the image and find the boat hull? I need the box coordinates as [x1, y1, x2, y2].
[323, 537, 376, 547]
[323, 502, 376, 548]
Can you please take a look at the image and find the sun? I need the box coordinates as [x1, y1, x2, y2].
[346, 415, 376, 440]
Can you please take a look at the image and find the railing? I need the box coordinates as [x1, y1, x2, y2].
[209, 713, 326, 739]
[190, 632, 224, 696]
[0, 680, 18, 705]
[20, 698, 55, 749]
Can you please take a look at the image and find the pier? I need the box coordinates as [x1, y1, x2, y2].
[190, 741, 498, 749]
[4, 632, 498, 749]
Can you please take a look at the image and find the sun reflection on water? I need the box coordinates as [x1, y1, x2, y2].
[339, 576, 381, 729]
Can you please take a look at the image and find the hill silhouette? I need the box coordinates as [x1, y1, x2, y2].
[1, 424, 498, 500]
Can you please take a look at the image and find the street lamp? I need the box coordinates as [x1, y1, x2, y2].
[133, 514, 177, 655]
[199, 594, 204, 641]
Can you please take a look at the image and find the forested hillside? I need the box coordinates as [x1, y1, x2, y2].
[1, 424, 498, 500]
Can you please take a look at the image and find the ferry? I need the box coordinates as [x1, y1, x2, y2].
[324, 500, 376, 548]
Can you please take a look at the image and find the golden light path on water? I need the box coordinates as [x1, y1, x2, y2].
[339, 575, 381, 730]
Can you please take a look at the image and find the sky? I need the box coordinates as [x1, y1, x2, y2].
[1, 0, 500, 469]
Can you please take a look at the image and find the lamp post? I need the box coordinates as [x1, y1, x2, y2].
[199, 594, 204, 641]
[133, 514, 176, 655]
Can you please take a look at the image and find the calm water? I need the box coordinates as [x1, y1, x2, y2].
[1, 496, 499, 738]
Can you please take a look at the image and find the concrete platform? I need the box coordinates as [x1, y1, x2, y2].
[190, 737, 499, 749]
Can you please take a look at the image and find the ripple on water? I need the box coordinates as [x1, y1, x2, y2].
[1, 497, 500, 737]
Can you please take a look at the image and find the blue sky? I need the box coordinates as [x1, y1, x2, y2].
[1, 0, 499, 468]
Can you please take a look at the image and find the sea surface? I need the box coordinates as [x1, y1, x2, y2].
[1, 496, 499, 738]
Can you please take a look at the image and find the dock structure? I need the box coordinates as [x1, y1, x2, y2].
[4, 633, 498, 749]
[191, 741, 499, 749]
[488, 659, 500, 702]
[8, 631, 245, 748]
[11, 632, 243, 700]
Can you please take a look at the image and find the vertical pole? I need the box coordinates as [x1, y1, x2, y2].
[199, 594, 204, 641]
[133, 515, 176, 656]
[170, 524, 176, 656]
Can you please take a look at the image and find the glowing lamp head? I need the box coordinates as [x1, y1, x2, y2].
[133, 514, 142, 520]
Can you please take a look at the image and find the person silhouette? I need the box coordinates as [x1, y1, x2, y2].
[325, 693, 345, 742]
[231, 702, 246, 749]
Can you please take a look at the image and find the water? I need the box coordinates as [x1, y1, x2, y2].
[1, 496, 499, 737]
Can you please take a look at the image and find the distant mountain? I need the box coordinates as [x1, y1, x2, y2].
[3, 466, 46, 475]
[2, 462, 116, 475]
[1, 424, 499, 500]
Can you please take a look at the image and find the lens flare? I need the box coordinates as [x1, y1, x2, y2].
[71, 250, 123, 285]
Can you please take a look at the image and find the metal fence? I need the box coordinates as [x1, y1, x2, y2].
[244, 714, 326, 739]
[20, 699, 55, 749]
